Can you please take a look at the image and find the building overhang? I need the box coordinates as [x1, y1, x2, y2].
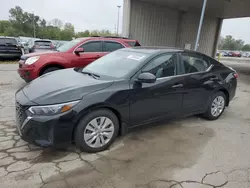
[139, 0, 250, 19]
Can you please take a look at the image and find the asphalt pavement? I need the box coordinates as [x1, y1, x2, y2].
[0, 61, 250, 188]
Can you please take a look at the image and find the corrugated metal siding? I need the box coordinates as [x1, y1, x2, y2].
[129, 0, 220, 56]
[177, 12, 218, 56]
[130, 0, 179, 46]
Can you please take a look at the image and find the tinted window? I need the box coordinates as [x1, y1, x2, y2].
[104, 41, 124, 52]
[34, 41, 52, 46]
[142, 53, 178, 78]
[83, 50, 149, 78]
[181, 53, 210, 73]
[81, 41, 102, 52]
[0, 38, 17, 45]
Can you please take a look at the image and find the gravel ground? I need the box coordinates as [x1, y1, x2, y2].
[0, 62, 250, 188]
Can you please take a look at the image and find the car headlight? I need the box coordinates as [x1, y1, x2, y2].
[25, 56, 40, 65]
[28, 101, 80, 115]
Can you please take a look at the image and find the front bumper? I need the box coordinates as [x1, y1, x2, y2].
[0, 53, 22, 59]
[15, 102, 76, 147]
[18, 61, 38, 82]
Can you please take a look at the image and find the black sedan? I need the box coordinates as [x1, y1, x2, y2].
[15, 47, 238, 152]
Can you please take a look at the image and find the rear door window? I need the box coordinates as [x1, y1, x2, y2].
[103, 41, 124, 52]
[181, 53, 211, 74]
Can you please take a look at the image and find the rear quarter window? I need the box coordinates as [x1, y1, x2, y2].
[206, 56, 225, 67]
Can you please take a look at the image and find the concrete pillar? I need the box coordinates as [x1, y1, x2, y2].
[212, 18, 223, 57]
[122, 0, 131, 38]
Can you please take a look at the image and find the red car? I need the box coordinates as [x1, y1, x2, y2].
[228, 51, 242, 57]
[18, 37, 140, 82]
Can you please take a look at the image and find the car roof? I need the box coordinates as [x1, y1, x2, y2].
[0, 36, 17, 39]
[77, 36, 138, 42]
[34, 39, 52, 42]
[122, 46, 183, 54]
[122, 46, 209, 56]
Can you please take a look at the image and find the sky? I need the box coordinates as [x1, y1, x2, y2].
[221, 18, 250, 44]
[1, 0, 250, 43]
[1, 0, 124, 33]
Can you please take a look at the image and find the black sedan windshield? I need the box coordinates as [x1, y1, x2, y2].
[83, 50, 149, 78]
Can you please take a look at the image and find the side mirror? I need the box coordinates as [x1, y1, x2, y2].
[75, 47, 84, 54]
[137, 72, 156, 83]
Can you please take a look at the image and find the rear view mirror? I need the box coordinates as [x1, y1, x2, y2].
[137, 72, 156, 83]
[75, 47, 84, 54]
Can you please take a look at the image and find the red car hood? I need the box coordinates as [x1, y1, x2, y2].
[22, 51, 57, 58]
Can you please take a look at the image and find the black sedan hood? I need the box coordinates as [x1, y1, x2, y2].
[22, 69, 114, 105]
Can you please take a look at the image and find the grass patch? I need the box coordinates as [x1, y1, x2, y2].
[0, 61, 18, 64]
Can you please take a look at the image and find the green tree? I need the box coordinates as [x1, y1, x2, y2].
[49, 18, 63, 29]
[40, 19, 46, 28]
[0, 20, 11, 35]
[75, 30, 90, 38]
[242, 44, 250, 51]
[60, 22, 74, 40]
[1, 6, 117, 40]
[8, 6, 40, 37]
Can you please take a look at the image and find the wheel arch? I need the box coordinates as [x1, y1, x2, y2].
[218, 88, 230, 106]
[72, 104, 124, 143]
[39, 63, 65, 76]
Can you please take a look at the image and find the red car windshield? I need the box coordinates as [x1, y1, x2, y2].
[57, 38, 82, 52]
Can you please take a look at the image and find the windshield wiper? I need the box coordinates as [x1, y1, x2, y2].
[81, 71, 100, 79]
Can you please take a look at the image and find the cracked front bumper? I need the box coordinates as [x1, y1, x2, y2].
[17, 111, 76, 147]
[15, 90, 76, 148]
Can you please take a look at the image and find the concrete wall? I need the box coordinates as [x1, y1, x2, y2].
[176, 11, 221, 56]
[123, 0, 222, 56]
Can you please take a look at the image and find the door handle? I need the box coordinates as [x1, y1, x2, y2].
[172, 84, 183, 88]
[95, 55, 101, 58]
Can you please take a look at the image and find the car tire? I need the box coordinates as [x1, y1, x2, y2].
[75, 109, 119, 153]
[203, 91, 226, 120]
[42, 67, 60, 75]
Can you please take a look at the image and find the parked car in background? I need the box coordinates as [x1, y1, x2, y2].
[29, 39, 56, 53]
[15, 47, 238, 152]
[53, 40, 69, 49]
[242, 52, 250, 57]
[18, 36, 141, 82]
[0, 37, 23, 60]
[216, 51, 228, 57]
[228, 51, 241, 57]
[221, 51, 229, 57]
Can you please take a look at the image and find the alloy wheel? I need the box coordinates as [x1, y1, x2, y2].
[83, 117, 115, 148]
[211, 96, 225, 117]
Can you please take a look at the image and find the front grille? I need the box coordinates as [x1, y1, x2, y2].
[16, 102, 27, 126]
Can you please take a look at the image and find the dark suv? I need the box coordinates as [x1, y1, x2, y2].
[0, 37, 23, 60]
[18, 36, 140, 82]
